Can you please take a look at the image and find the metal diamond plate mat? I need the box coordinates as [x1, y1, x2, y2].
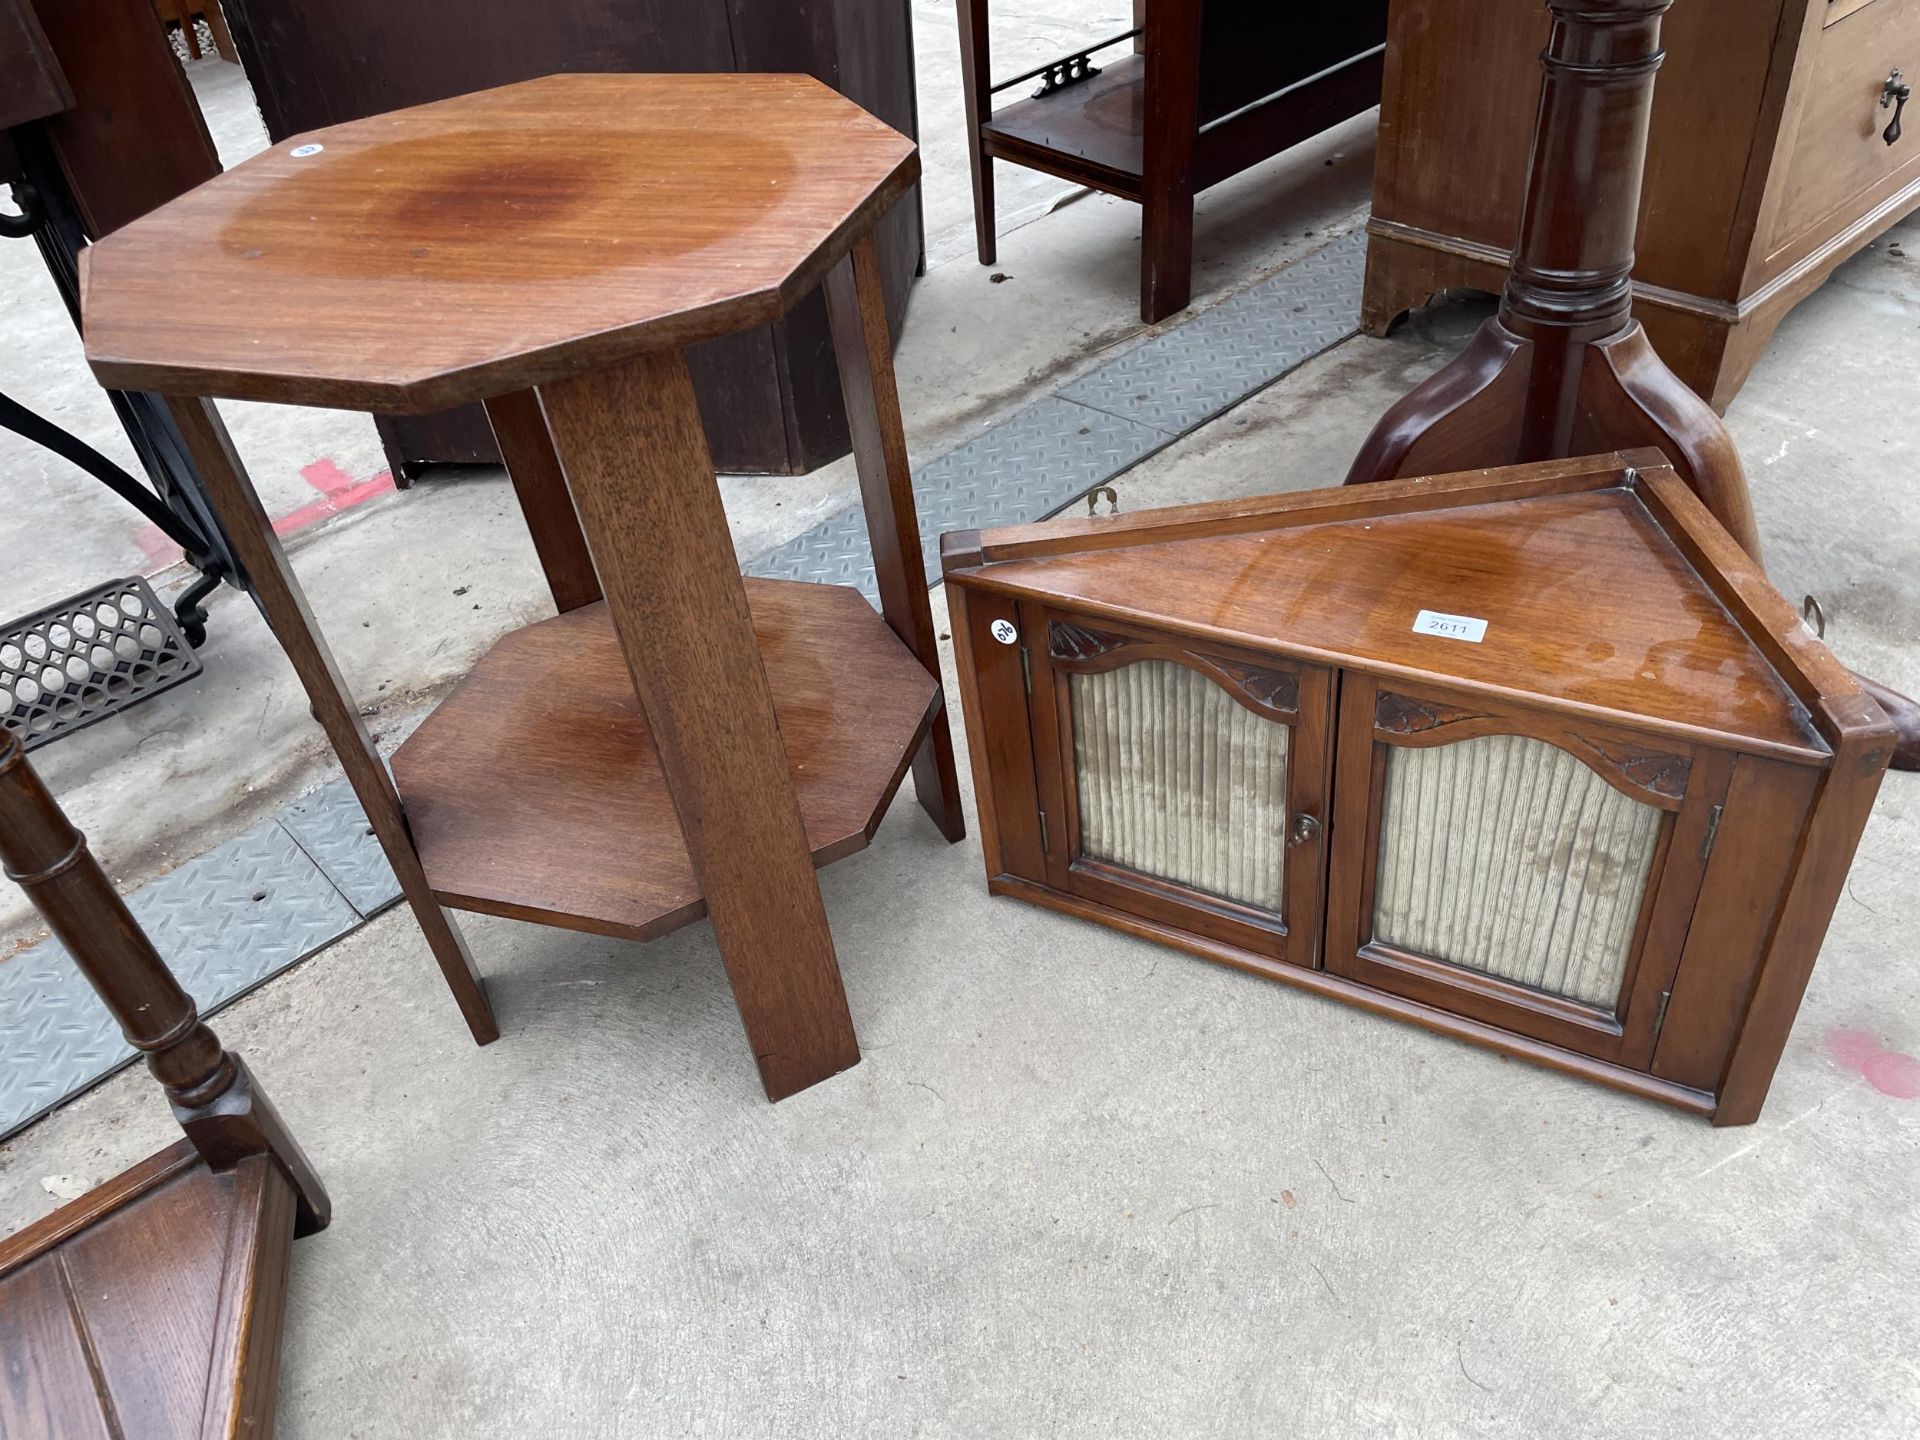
[0, 817, 357, 1138]
[746, 396, 1166, 600]
[281, 777, 403, 917]
[746, 235, 1362, 596]
[1058, 231, 1365, 437]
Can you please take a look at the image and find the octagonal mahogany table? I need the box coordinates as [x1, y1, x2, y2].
[80, 73, 965, 1101]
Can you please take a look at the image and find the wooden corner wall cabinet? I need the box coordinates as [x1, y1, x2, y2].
[942, 452, 1894, 1125]
[956, 0, 1388, 322]
[0, 728, 330, 1436]
[1365, 0, 1920, 413]
[79, 73, 966, 1103]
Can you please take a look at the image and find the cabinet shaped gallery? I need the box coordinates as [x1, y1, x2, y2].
[942, 453, 1893, 1125]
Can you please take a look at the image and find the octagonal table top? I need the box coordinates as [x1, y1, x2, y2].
[80, 72, 917, 413]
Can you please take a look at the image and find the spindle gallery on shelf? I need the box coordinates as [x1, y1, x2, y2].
[2, 0, 1914, 1435]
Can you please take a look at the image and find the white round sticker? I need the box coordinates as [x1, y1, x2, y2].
[989, 619, 1019, 645]
[291, 143, 325, 158]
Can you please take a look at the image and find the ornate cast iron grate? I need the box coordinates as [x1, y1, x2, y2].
[1, 578, 202, 751]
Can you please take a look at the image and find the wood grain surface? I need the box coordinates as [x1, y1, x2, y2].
[390, 582, 938, 943]
[823, 231, 966, 844]
[533, 349, 873, 1100]
[167, 396, 497, 1045]
[956, 483, 1825, 761]
[0, 1143, 298, 1440]
[81, 72, 918, 411]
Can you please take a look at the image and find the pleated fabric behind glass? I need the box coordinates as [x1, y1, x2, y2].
[1070, 660, 1290, 914]
[1373, 734, 1662, 1009]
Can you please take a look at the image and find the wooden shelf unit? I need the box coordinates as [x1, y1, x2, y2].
[957, 1, 1388, 322]
[78, 75, 967, 1102]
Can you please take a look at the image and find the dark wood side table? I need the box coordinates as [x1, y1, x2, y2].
[955, 0, 1387, 322]
[79, 73, 967, 1101]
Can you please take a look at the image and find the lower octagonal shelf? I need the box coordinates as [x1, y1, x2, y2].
[390, 579, 940, 941]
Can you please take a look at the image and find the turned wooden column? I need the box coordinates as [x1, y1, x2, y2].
[1500, 0, 1666, 457]
[1347, 0, 1752, 544]
[0, 730, 329, 1233]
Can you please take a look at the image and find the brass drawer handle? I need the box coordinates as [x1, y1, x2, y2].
[1883, 70, 1910, 146]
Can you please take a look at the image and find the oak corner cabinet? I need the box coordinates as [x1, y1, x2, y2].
[941, 452, 1895, 1125]
[1364, 0, 1920, 412]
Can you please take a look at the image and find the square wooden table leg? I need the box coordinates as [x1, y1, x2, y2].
[1139, 0, 1203, 323]
[483, 389, 602, 615]
[955, 0, 997, 267]
[537, 349, 861, 1102]
[824, 233, 967, 844]
[166, 398, 498, 1044]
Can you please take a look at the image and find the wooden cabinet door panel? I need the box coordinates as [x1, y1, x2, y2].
[1024, 608, 1334, 968]
[1324, 673, 1729, 1064]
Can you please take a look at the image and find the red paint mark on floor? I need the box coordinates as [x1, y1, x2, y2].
[126, 457, 392, 576]
[272, 458, 395, 536]
[135, 522, 182, 572]
[1826, 1027, 1920, 1099]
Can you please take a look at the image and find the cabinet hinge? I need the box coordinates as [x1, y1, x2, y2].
[1020, 647, 1032, 695]
[1699, 804, 1724, 860]
[1652, 989, 1672, 1038]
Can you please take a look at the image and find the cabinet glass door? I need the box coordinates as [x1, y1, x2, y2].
[1027, 609, 1333, 968]
[1326, 675, 1727, 1065]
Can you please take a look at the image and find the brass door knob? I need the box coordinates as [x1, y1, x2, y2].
[1288, 812, 1321, 848]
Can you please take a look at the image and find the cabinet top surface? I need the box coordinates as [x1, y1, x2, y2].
[79, 73, 917, 413]
[950, 472, 1833, 761]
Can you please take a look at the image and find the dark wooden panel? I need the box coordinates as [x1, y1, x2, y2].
[224, 0, 734, 134]
[1197, 0, 1389, 124]
[1651, 755, 1819, 1092]
[943, 583, 1048, 882]
[28, 0, 218, 238]
[0, 1255, 113, 1440]
[0, 1147, 302, 1440]
[0, 0, 70, 131]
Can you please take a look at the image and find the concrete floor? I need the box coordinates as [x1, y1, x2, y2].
[3, 10, 1919, 1438]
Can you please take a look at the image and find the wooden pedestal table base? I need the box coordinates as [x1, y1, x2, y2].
[78, 74, 966, 1099]
[1344, 0, 1920, 770]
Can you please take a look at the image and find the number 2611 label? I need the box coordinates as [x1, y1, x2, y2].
[1411, 609, 1488, 643]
